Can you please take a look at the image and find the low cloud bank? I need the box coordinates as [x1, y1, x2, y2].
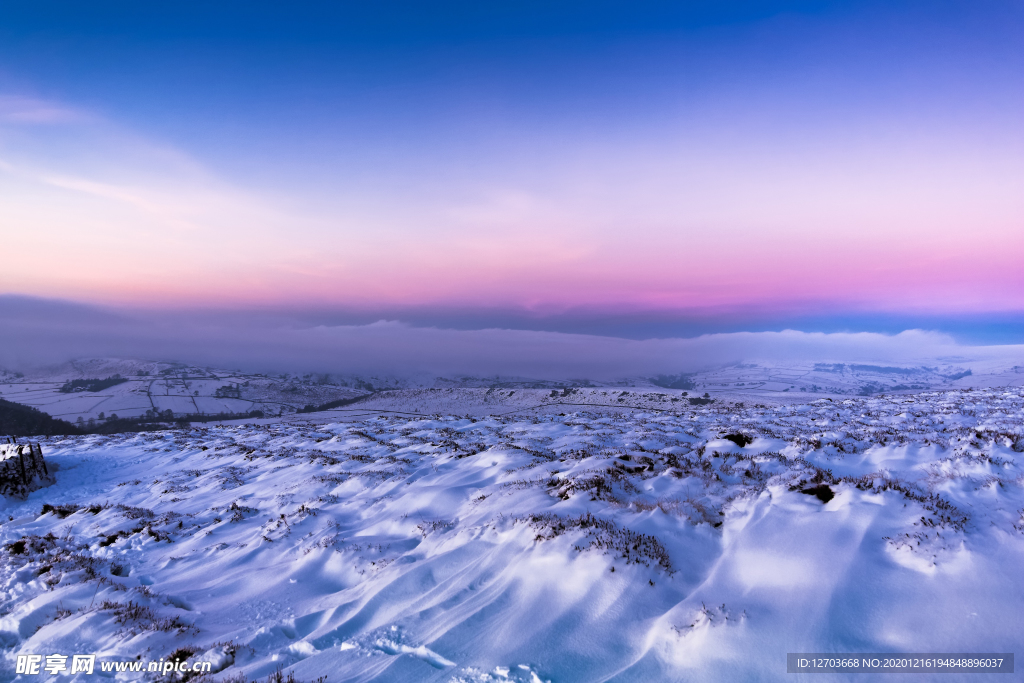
[1, 296, 1021, 379]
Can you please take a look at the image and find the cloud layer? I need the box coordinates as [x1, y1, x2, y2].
[2, 296, 1021, 379]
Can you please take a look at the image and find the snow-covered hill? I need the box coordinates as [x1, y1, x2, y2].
[2, 388, 1023, 681]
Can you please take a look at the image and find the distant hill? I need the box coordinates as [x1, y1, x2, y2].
[0, 399, 82, 437]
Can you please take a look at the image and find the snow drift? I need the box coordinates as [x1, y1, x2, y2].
[2, 389, 1024, 681]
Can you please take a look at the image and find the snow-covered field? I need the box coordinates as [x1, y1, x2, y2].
[4, 356, 1022, 425]
[0, 360, 371, 423]
[3, 388, 1024, 681]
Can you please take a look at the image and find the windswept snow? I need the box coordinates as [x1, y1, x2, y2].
[2, 388, 1024, 681]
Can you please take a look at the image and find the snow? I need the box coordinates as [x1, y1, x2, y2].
[0, 361, 371, 423]
[3, 355, 1023, 425]
[2, 388, 1024, 681]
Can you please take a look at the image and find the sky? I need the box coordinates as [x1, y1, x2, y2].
[1, 1, 1023, 372]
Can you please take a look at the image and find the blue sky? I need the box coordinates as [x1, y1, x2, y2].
[1, 1, 1022, 345]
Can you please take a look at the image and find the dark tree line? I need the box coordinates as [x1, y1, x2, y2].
[1, 399, 266, 438]
[0, 399, 83, 437]
[58, 376, 129, 393]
